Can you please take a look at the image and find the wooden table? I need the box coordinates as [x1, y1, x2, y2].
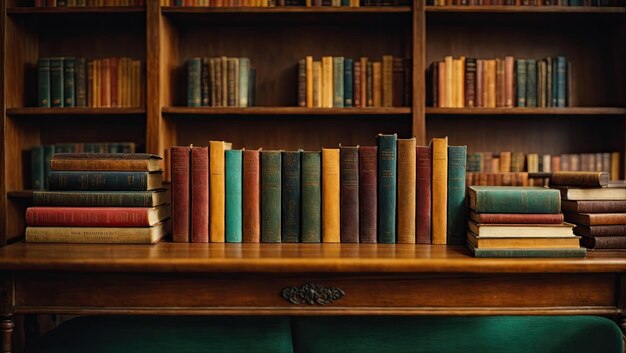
[0, 242, 624, 353]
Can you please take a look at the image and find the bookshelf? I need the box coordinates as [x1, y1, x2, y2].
[1, 1, 625, 246]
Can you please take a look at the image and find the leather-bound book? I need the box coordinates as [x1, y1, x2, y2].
[360, 57, 368, 107]
[187, 58, 201, 107]
[333, 57, 345, 107]
[302, 151, 321, 243]
[344, 58, 354, 107]
[354, 61, 362, 107]
[510, 152, 525, 172]
[322, 56, 333, 108]
[444, 56, 453, 108]
[191, 146, 209, 243]
[322, 148, 340, 243]
[359, 146, 377, 243]
[392, 57, 404, 107]
[476, 59, 483, 107]
[447, 145, 467, 244]
[298, 58, 306, 107]
[313, 61, 322, 108]
[243, 149, 261, 243]
[504, 56, 514, 107]
[372, 62, 382, 107]
[382, 55, 393, 107]
[438, 61, 446, 107]
[340, 145, 359, 243]
[430, 137, 448, 244]
[581, 235, 626, 250]
[171, 146, 191, 243]
[565, 213, 626, 226]
[281, 151, 301, 243]
[397, 138, 416, 243]
[261, 151, 281, 243]
[306, 56, 313, 107]
[416, 146, 432, 244]
[201, 58, 210, 106]
[495, 58, 505, 107]
[465, 58, 476, 107]
[378, 134, 398, 243]
[366, 61, 373, 107]
[574, 224, 626, 237]
[549, 171, 609, 188]
[210, 140, 232, 242]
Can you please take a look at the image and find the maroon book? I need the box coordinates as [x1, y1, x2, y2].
[171, 146, 190, 243]
[470, 212, 564, 225]
[243, 149, 261, 243]
[354, 62, 362, 108]
[416, 146, 431, 244]
[25, 206, 166, 227]
[191, 146, 209, 243]
[340, 146, 359, 243]
[359, 146, 377, 243]
[392, 58, 404, 107]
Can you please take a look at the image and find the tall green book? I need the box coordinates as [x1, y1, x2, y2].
[31, 146, 45, 191]
[333, 57, 344, 108]
[38, 58, 50, 108]
[301, 151, 321, 243]
[225, 149, 243, 243]
[187, 58, 202, 107]
[63, 57, 75, 107]
[50, 57, 64, 108]
[378, 133, 397, 243]
[447, 145, 467, 245]
[281, 150, 301, 243]
[467, 186, 561, 214]
[515, 59, 526, 107]
[261, 151, 281, 243]
[525, 59, 537, 108]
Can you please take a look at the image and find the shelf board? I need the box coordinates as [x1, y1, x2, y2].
[162, 6, 412, 14]
[425, 5, 626, 14]
[162, 106, 412, 116]
[425, 107, 626, 116]
[7, 190, 34, 199]
[7, 107, 146, 116]
[7, 7, 146, 15]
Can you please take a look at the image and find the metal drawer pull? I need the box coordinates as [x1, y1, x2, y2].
[281, 282, 345, 305]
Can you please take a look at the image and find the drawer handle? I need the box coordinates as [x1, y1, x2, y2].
[281, 282, 345, 305]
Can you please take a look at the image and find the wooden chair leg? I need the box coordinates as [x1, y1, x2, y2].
[1, 315, 14, 353]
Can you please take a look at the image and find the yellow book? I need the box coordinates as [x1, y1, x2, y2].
[444, 56, 453, 108]
[611, 152, 620, 181]
[397, 138, 417, 244]
[25, 221, 169, 245]
[210, 140, 233, 242]
[359, 57, 368, 107]
[306, 56, 313, 108]
[451, 58, 458, 108]
[457, 56, 465, 108]
[382, 55, 393, 107]
[430, 137, 448, 245]
[322, 148, 340, 243]
[322, 56, 333, 108]
[372, 62, 382, 107]
[313, 61, 322, 108]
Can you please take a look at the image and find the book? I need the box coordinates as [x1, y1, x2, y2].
[301, 151, 321, 243]
[553, 186, 626, 201]
[565, 213, 626, 226]
[225, 149, 243, 243]
[447, 145, 467, 244]
[468, 221, 575, 238]
[465, 58, 476, 107]
[525, 59, 537, 107]
[467, 232, 581, 249]
[322, 148, 340, 243]
[48, 171, 162, 191]
[416, 146, 432, 244]
[359, 146, 377, 243]
[322, 56, 333, 108]
[33, 190, 169, 207]
[467, 186, 561, 214]
[210, 141, 232, 242]
[243, 149, 261, 243]
[574, 224, 626, 237]
[366, 61, 373, 106]
[50, 57, 64, 107]
[516, 59, 526, 107]
[239, 58, 250, 107]
[313, 61, 322, 108]
[298, 59, 306, 107]
[344, 58, 353, 107]
[281, 151, 301, 243]
[397, 138, 416, 244]
[201, 58, 210, 106]
[382, 55, 393, 107]
[549, 171, 609, 187]
[171, 146, 190, 242]
[431, 137, 448, 244]
[191, 146, 209, 243]
[50, 153, 161, 172]
[469, 211, 564, 224]
[75, 57, 87, 107]
[25, 222, 168, 244]
[31, 146, 45, 190]
[469, 246, 586, 258]
[556, 56, 567, 107]
[333, 57, 344, 108]
[561, 200, 626, 213]
[38, 58, 51, 107]
[43, 145, 55, 190]
[580, 235, 626, 250]
[340, 145, 359, 243]
[261, 151, 281, 243]
[378, 134, 397, 244]
[26, 206, 170, 227]
[372, 62, 382, 107]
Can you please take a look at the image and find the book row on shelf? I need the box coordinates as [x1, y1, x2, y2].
[34, 0, 145, 6]
[427, 0, 621, 6]
[38, 57, 142, 109]
[161, 0, 405, 6]
[428, 56, 571, 109]
[297, 56, 411, 108]
[187, 57, 256, 108]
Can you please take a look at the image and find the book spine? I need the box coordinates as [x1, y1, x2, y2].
[50, 58, 64, 107]
[475, 60, 482, 107]
[225, 150, 243, 242]
[33, 191, 160, 207]
[210, 58, 219, 106]
[472, 188, 561, 213]
[31, 146, 45, 190]
[392, 57, 404, 107]
[248, 68, 256, 106]
[416, 146, 432, 244]
[382, 55, 393, 107]
[171, 146, 190, 242]
[228, 58, 237, 107]
[353, 61, 361, 108]
[43, 145, 55, 189]
[333, 57, 344, 107]
[486, 59, 496, 108]
[190, 146, 209, 242]
[281, 151, 301, 243]
[48, 171, 152, 191]
[38, 58, 51, 107]
[431, 137, 448, 244]
[526, 59, 537, 107]
[359, 146, 377, 243]
[101, 58, 111, 107]
[471, 247, 586, 258]
[495, 58, 505, 107]
[305, 56, 313, 107]
[549, 171, 607, 187]
[187, 58, 201, 107]
[611, 152, 620, 180]
[438, 61, 446, 107]
[210, 141, 229, 242]
[340, 146, 359, 243]
[26, 207, 154, 227]
[551, 57, 558, 107]
[344, 58, 353, 107]
[581, 236, 626, 250]
[201, 58, 210, 106]
[50, 159, 150, 171]
[477, 213, 564, 224]
[378, 134, 397, 243]
[504, 56, 514, 107]
[366, 62, 373, 106]
[322, 56, 333, 108]
[456, 58, 464, 108]
[75, 58, 87, 107]
[575, 224, 626, 237]
[567, 213, 626, 226]
[397, 138, 417, 244]
[313, 61, 322, 108]
[372, 62, 382, 107]
[465, 58, 476, 107]
[261, 151, 281, 242]
[360, 57, 367, 107]
[243, 149, 261, 243]
[322, 148, 340, 243]
[26, 227, 159, 244]
[301, 151, 321, 243]
[110, 57, 119, 107]
[447, 145, 467, 245]
[445, 56, 453, 107]
[221, 56, 228, 107]
[298, 58, 306, 107]
[516, 59, 526, 107]
[557, 56, 567, 107]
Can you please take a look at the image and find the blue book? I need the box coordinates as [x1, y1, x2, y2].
[187, 58, 202, 107]
[515, 59, 526, 107]
[556, 56, 567, 107]
[48, 171, 161, 191]
[341, 0, 349, 5]
[333, 57, 344, 108]
[38, 58, 50, 108]
[225, 150, 243, 243]
[525, 59, 537, 108]
[447, 146, 467, 245]
[344, 58, 353, 107]
[377, 133, 397, 244]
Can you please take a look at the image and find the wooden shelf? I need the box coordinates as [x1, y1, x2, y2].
[7, 7, 146, 15]
[425, 5, 626, 14]
[7, 107, 146, 116]
[162, 6, 412, 14]
[425, 107, 626, 116]
[163, 106, 412, 116]
[7, 190, 34, 199]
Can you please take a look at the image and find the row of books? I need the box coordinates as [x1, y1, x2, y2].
[297, 56, 410, 108]
[162, 0, 404, 6]
[171, 135, 466, 244]
[25, 153, 169, 244]
[34, 0, 144, 6]
[38, 57, 142, 108]
[187, 57, 256, 108]
[30, 143, 137, 190]
[466, 151, 620, 180]
[428, 0, 620, 5]
[428, 56, 570, 108]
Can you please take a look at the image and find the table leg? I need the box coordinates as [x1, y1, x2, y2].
[0, 315, 13, 353]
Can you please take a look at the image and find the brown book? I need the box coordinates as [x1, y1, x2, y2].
[221, 56, 228, 107]
[470, 211, 564, 224]
[581, 235, 626, 250]
[360, 57, 368, 108]
[110, 57, 119, 107]
[438, 61, 446, 108]
[561, 200, 626, 214]
[243, 149, 261, 243]
[510, 152, 525, 172]
[397, 138, 416, 243]
[565, 213, 626, 226]
[430, 137, 448, 245]
[575, 224, 626, 237]
[297, 58, 306, 107]
[549, 171, 609, 188]
[467, 232, 581, 250]
[101, 58, 111, 108]
[191, 146, 209, 243]
[50, 153, 161, 172]
[354, 61, 362, 108]
[499, 152, 512, 172]
[340, 145, 359, 243]
[359, 146, 377, 243]
[227, 58, 238, 107]
[495, 58, 505, 107]
[552, 156, 561, 172]
[455, 57, 464, 108]
[313, 61, 322, 108]
[465, 58, 476, 108]
[416, 146, 432, 244]
[372, 62, 382, 107]
[392, 57, 404, 107]
[611, 152, 620, 180]
[382, 55, 393, 107]
[476, 59, 483, 107]
[322, 148, 340, 243]
[366, 61, 373, 107]
[486, 59, 496, 108]
[171, 146, 190, 243]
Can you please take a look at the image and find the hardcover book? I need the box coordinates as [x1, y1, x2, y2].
[261, 151, 281, 243]
[301, 151, 321, 243]
[340, 145, 359, 243]
[397, 138, 416, 244]
[378, 134, 397, 243]
[281, 151, 302, 243]
[322, 148, 340, 243]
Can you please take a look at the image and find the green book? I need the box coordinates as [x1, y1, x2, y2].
[50, 57, 64, 108]
[447, 146, 467, 245]
[525, 59, 537, 108]
[43, 145, 55, 189]
[261, 151, 281, 243]
[239, 57, 250, 108]
[469, 245, 586, 258]
[187, 58, 202, 107]
[377, 133, 397, 243]
[467, 186, 561, 214]
[281, 150, 301, 243]
[31, 146, 45, 191]
[63, 57, 75, 107]
[75, 57, 87, 107]
[515, 59, 526, 107]
[225, 149, 243, 243]
[301, 151, 321, 243]
[38, 58, 50, 108]
[333, 57, 344, 108]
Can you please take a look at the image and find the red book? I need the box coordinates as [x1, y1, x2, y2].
[470, 212, 564, 224]
[359, 146, 377, 243]
[110, 57, 119, 108]
[416, 146, 432, 244]
[191, 146, 209, 243]
[171, 146, 191, 243]
[25, 206, 169, 227]
[243, 149, 261, 243]
[340, 146, 359, 243]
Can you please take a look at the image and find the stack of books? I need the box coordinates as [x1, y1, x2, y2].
[25, 153, 170, 244]
[551, 171, 626, 250]
[187, 57, 256, 107]
[466, 186, 586, 257]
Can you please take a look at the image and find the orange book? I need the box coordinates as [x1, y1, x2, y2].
[321, 56, 333, 108]
[456, 57, 464, 108]
[372, 62, 382, 107]
[430, 137, 448, 245]
[486, 59, 496, 108]
[306, 56, 313, 108]
[101, 58, 111, 108]
[209, 140, 232, 242]
[110, 57, 119, 107]
[359, 57, 367, 107]
[444, 56, 453, 108]
[117, 58, 125, 108]
[382, 55, 393, 107]
[397, 138, 417, 244]
[322, 148, 340, 243]
[94, 59, 101, 108]
[87, 61, 94, 108]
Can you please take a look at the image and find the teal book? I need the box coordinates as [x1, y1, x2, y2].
[551, 57, 558, 107]
[556, 56, 567, 107]
[50, 57, 64, 108]
[31, 146, 45, 191]
[225, 149, 243, 243]
[48, 171, 161, 191]
[187, 58, 202, 107]
[239, 57, 250, 108]
[377, 133, 397, 243]
[469, 245, 586, 258]
[515, 59, 526, 107]
[281, 150, 301, 243]
[525, 59, 537, 108]
[261, 151, 281, 243]
[63, 57, 75, 107]
[344, 58, 353, 107]
[467, 186, 561, 214]
[447, 146, 467, 245]
[38, 58, 50, 108]
[75, 58, 87, 107]
[43, 145, 55, 189]
[301, 151, 321, 243]
[333, 57, 344, 108]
